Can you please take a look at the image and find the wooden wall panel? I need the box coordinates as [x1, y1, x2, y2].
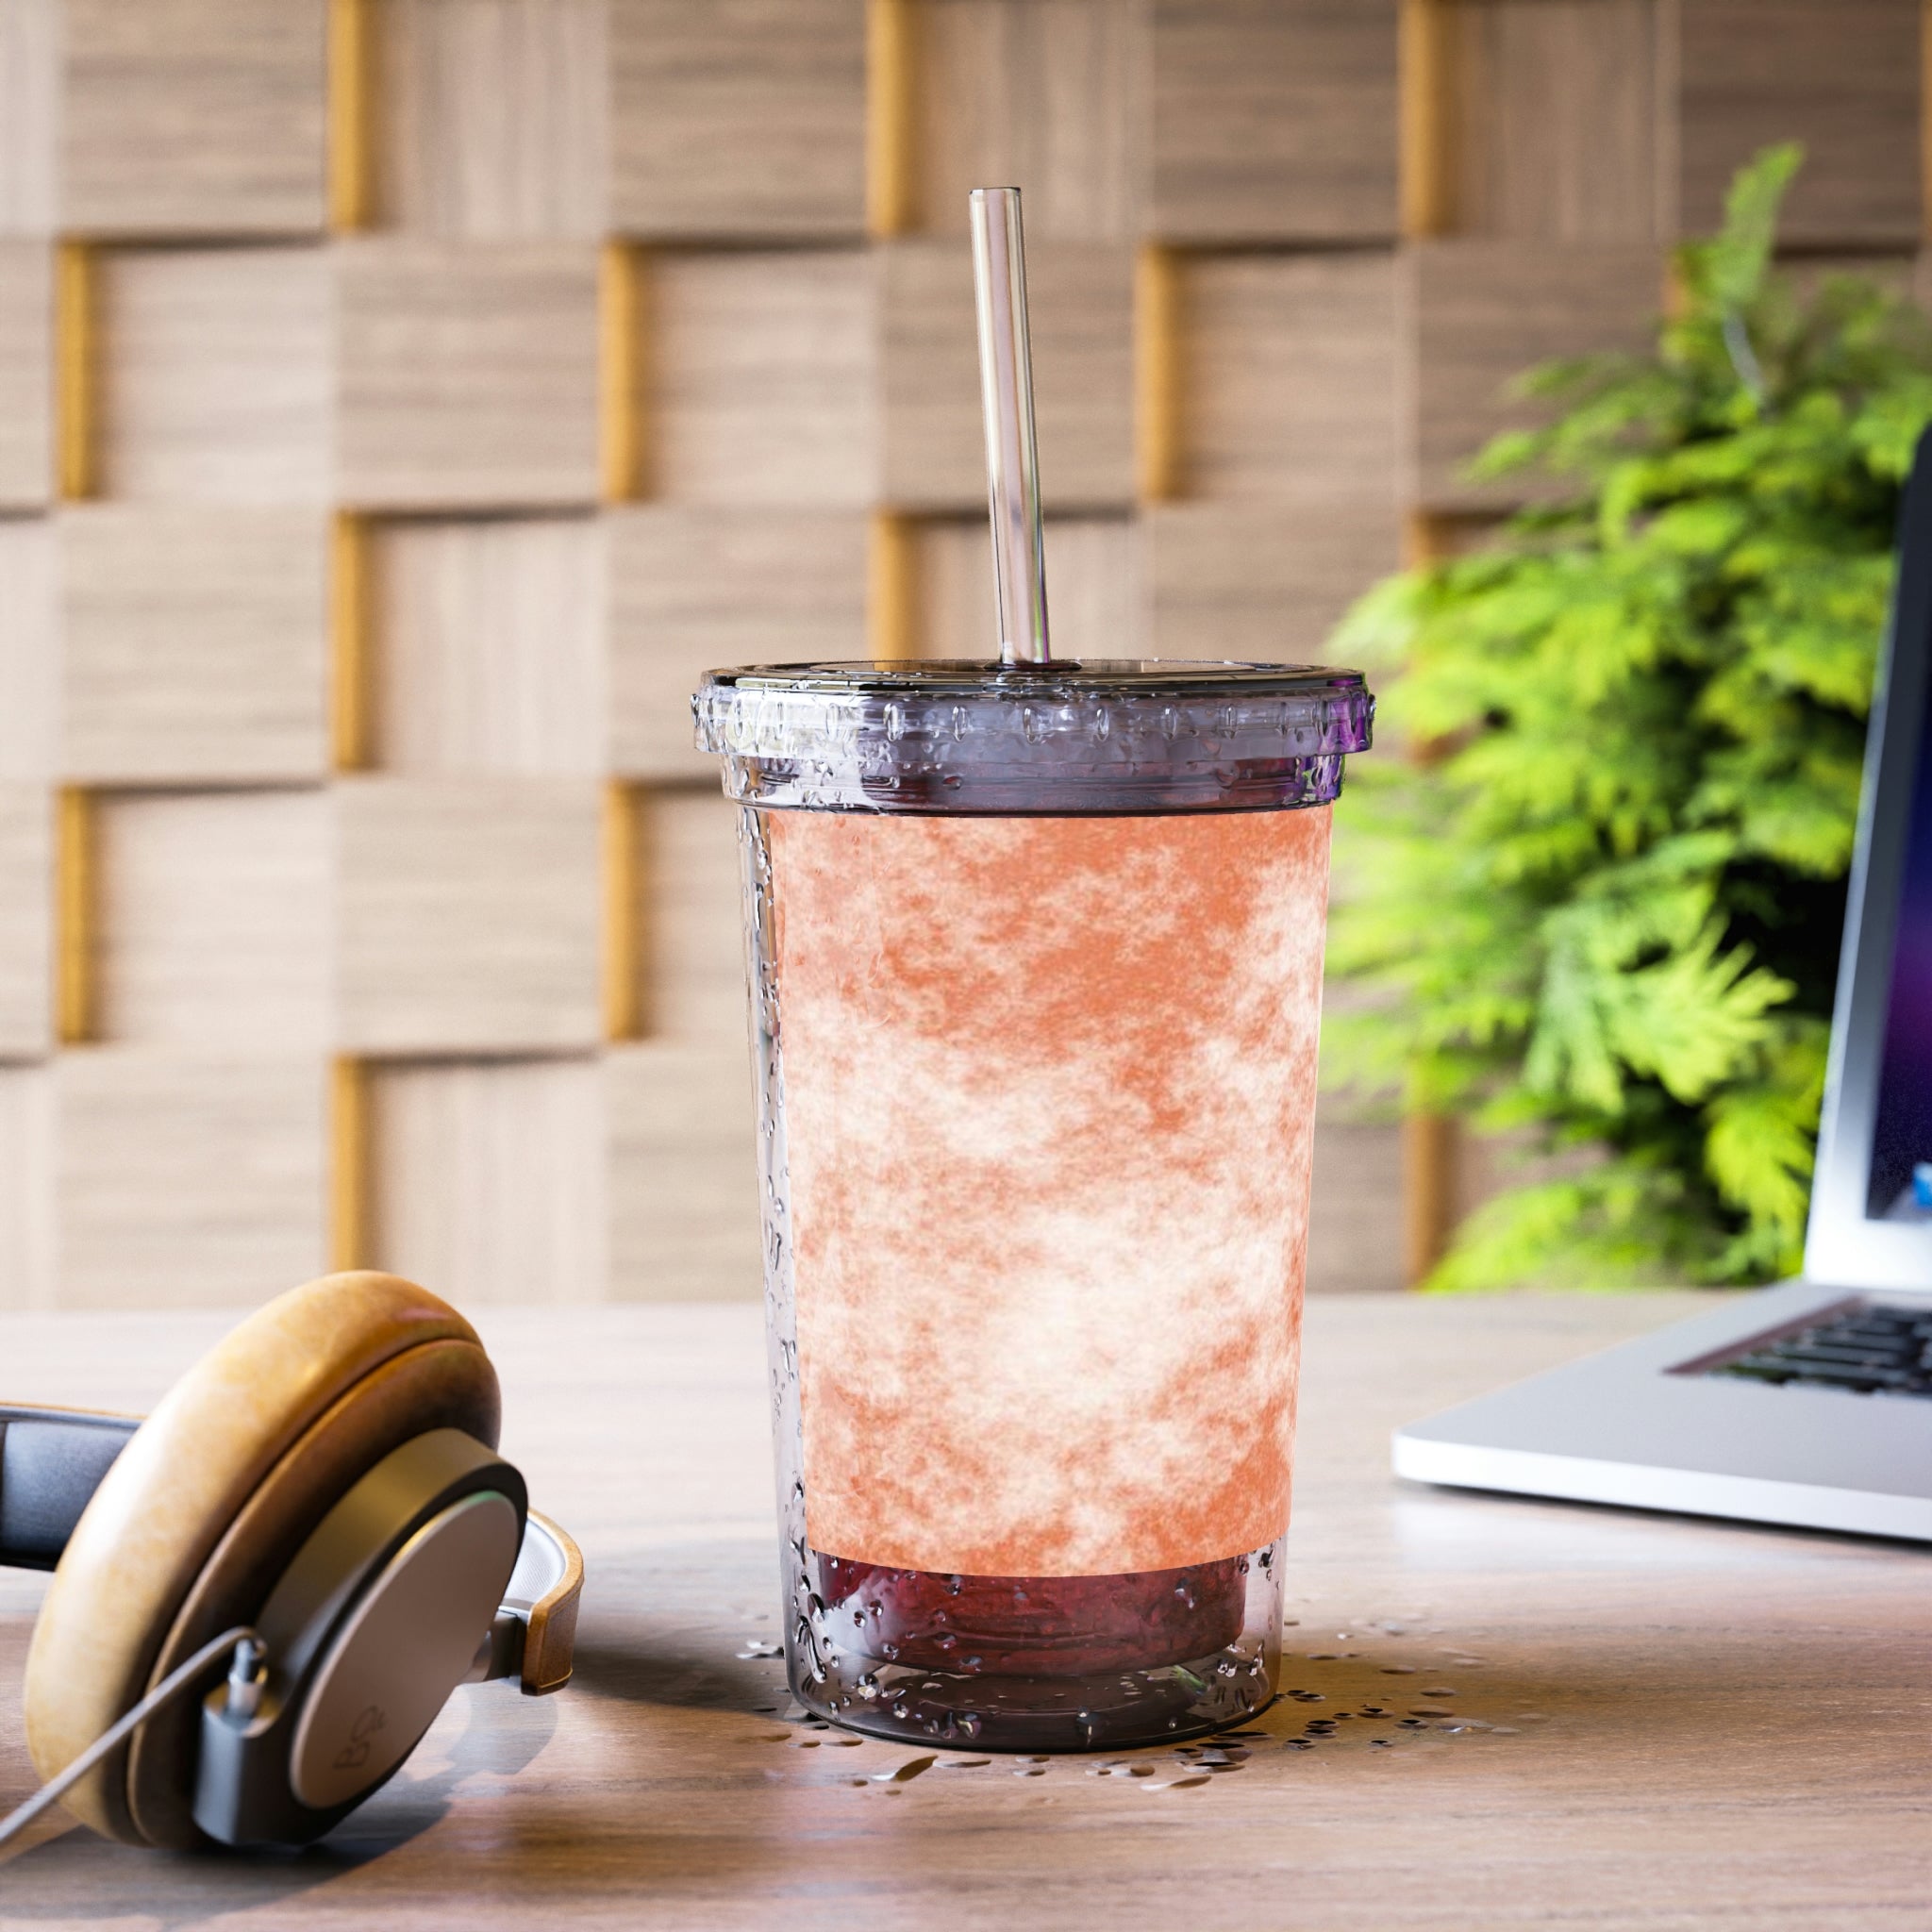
[5, 0, 1916, 1307]
[95, 246, 333, 504]
[59, 0, 328, 236]
[0, 0, 58, 237]
[0, 240, 51, 506]
[372, 0, 608, 239]
[0, 785, 52, 1058]
[335, 776, 603, 1053]
[648, 249, 875, 506]
[1305, 1121, 1407, 1293]
[1150, 0, 1401, 241]
[371, 513, 605, 775]
[371, 1055, 608, 1301]
[1147, 504, 1402, 662]
[607, 1040, 759, 1300]
[59, 507, 330, 783]
[1675, 0, 1921, 246]
[93, 790, 332, 1049]
[916, 514, 1142, 660]
[909, 0, 1143, 242]
[0, 515, 56, 780]
[1179, 252, 1401, 508]
[643, 790, 747, 1045]
[880, 239, 1134, 508]
[608, 0, 867, 239]
[1404, 242, 1659, 509]
[608, 508, 868, 779]
[54, 1049, 327, 1307]
[1441, 0, 1660, 244]
[0, 1065, 53, 1307]
[336, 240, 602, 508]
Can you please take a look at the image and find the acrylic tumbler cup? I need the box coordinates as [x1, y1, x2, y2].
[695, 658, 1374, 1751]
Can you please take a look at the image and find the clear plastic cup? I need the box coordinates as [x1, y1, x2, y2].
[695, 658, 1373, 1751]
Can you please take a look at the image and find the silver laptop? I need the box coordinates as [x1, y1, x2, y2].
[1392, 430, 1932, 1543]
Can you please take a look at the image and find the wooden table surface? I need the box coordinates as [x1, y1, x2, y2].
[1, 1291, 1927, 1930]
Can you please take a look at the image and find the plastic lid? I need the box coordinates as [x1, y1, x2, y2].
[692, 659, 1374, 815]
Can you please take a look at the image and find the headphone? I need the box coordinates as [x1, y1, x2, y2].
[0, 1271, 582, 1853]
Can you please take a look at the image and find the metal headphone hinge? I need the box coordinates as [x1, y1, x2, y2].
[463, 1608, 527, 1686]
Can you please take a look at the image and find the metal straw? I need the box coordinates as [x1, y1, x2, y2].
[969, 188, 1051, 664]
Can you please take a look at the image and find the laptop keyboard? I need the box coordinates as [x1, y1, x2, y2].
[1713, 1302, 1932, 1397]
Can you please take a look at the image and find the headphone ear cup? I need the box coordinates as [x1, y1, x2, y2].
[24, 1273, 499, 1850]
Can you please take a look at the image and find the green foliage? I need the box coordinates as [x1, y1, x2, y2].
[1325, 147, 1932, 1289]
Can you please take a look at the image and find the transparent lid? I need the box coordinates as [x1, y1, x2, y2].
[693, 659, 1374, 815]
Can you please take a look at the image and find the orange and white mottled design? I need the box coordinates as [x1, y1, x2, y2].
[770, 807, 1332, 1578]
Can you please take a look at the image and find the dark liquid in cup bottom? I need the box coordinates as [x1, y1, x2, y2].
[799, 1548, 1274, 1749]
[814, 1553, 1247, 1675]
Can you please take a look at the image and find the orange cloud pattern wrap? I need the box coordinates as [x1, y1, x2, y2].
[769, 805, 1332, 1578]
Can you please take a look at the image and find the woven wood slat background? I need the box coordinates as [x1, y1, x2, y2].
[0, 0, 1921, 1307]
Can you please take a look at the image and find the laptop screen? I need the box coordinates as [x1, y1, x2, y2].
[1807, 425, 1932, 1284]
[1868, 644, 1932, 1220]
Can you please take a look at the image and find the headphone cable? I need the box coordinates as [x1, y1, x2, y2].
[0, 1625, 262, 1854]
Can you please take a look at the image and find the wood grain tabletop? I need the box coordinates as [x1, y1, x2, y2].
[1, 1291, 1926, 1930]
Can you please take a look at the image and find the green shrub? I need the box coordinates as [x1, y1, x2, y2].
[1326, 147, 1932, 1289]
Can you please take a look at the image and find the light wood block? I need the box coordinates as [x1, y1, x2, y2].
[915, 513, 1141, 660]
[642, 789, 748, 1045]
[1440, 0, 1660, 243]
[0, 239, 51, 505]
[372, 0, 608, 238]
[94, 246, 333, 505]
[1147, 503, 1402, 662]
[608, 0, 867, 239]
[0, 785, 51, 1058]
[0, 515, 55, 780]
[59, 0, 328, 236]
[370, 1055, 608, 1302]
[1179, 251, 1400, 508]
[606, 1039, 760, 1301]
[910, 0, 1143, 242]
[1404, 241, 1658, 509]
[0, 0, 57, 236]
[58, 507, 330, 783]
[93, 790, 332, 1050]
[649, 249, 875, 507]
[1675, 0, 1922, 246]
[372, 513, 605, 775]
[53, 1049, 327, 1307]
[1150, 0, 1400, 242]
[337, 239, 601, 508]
[608, 508, 868, 780]
[335, 776, 603, 1053]
[880, 238, 1133, 509]
[1306, 1120, 1404, 1293]
[0, 1064, 52, 1307]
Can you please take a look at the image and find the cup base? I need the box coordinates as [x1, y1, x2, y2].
[787, 1540, 1284, 1752]
[792, 1664, 1276, 1754]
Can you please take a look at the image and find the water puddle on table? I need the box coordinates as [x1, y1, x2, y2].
[729, 1612, 1544, 1797]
